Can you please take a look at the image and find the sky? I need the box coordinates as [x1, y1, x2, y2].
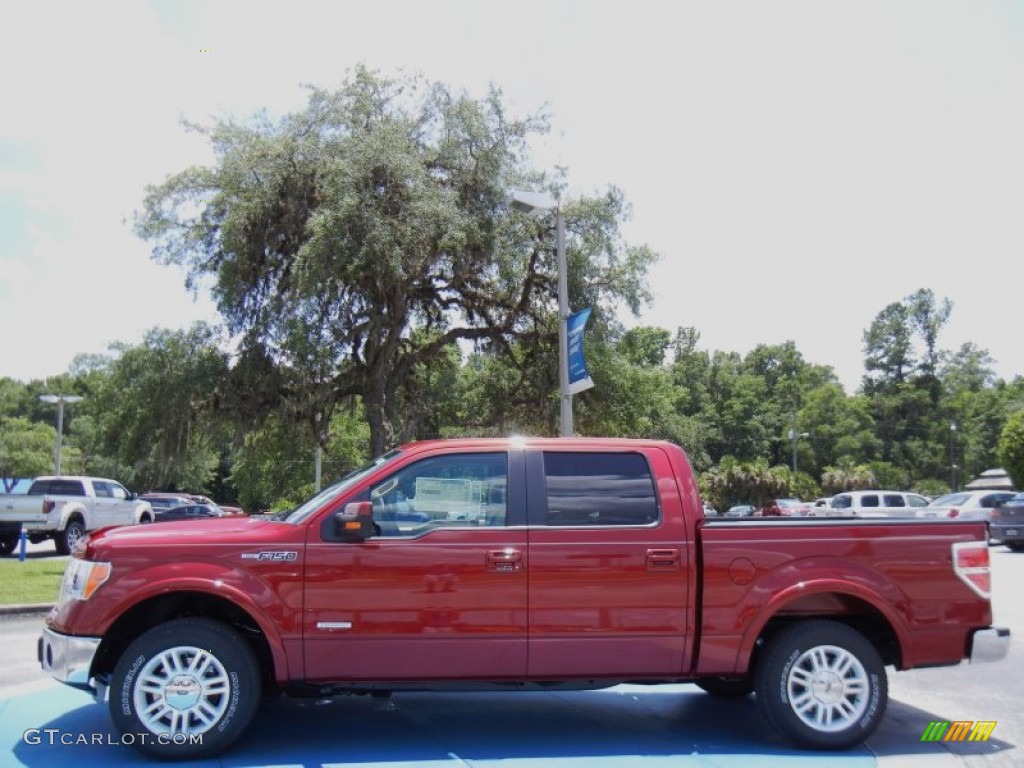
[2, 0, 1023, 393]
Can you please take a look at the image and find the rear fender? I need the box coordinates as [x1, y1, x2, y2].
[57, 502, 88, 531]
[735, 559, 911, 670]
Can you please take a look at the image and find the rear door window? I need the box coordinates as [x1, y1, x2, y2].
[861, 495, 879, 508]
[883, 494, 906, 507]
[541, 452, 659, 526]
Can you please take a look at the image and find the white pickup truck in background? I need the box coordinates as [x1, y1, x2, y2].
[0, 476, 153, 555]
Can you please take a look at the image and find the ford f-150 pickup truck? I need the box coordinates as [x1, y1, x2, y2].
[38, 438, 1010, 759]
[1, 475, 153, 555]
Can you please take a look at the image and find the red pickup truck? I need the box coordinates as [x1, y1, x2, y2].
[39, 437, 1009, 759]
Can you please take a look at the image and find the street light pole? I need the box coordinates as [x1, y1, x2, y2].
[555, 202, 572, 437]
[511, 190, 573, 436]
[39, 394, 83, 475]
[950, 422, 958, 491]
[788, 426, 809, 474]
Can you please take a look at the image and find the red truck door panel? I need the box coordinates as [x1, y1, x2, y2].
[303, 450, 528, 682]
[525, 447, 691, 678]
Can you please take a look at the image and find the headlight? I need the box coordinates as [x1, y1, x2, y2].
[59, 559, 112, 603]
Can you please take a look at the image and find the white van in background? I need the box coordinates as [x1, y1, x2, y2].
[829, 490, 931, 518]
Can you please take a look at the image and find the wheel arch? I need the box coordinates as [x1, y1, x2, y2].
[133, 503, 154, 524]
[58, 506, 87, 532]
[91, 591, 284, 692]
[740, 582, 908, 672]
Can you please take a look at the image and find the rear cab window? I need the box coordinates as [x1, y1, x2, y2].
[29, 479, 85, 496]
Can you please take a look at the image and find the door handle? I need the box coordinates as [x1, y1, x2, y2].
[646, 548, 681, 570]
[486, 548, 523, 573]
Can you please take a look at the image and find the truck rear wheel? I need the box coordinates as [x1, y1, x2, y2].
[110, 618, 261, 759]
[0, 534, 18, 557]
[754, 620, 887, 749]
[55, 518, 86, 555]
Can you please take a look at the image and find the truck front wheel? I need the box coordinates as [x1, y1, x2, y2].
[110, 618, 261, 759]
[754, 620, 887, 749]
[55, 518, 86, 555]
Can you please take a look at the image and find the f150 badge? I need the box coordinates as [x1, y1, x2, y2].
[241, 551, 298, 562]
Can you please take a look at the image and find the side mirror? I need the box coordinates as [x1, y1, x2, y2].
[335, 501, 375, 541]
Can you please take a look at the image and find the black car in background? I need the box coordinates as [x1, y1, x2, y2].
[991, 493, 1024, 551]
[155, 503, 225, 522]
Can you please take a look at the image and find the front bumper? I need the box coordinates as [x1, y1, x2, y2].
[969, 627, 1011, 664]
[38, 626, 101, 691]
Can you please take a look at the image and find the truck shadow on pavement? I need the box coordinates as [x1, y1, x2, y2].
[5, 684, 1013, 767]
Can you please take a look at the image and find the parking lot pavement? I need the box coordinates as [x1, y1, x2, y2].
[3, 680, 969, 768]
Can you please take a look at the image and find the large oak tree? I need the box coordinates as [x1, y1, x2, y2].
[137, 66, 655, 454]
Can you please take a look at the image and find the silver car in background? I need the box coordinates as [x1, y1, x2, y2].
[915, 490, 1017, 542]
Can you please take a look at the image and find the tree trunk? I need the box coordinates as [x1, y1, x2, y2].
[364, 388, 394, 457]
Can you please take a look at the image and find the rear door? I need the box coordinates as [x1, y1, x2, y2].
[525, 446, 691, 678]
[303, 449, 528, 683]
[881, 493, 909, 517]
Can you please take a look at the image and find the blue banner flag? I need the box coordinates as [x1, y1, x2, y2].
[567, 308, 595, 394]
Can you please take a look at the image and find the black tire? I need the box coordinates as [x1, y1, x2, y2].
[110, 618, 261, 760]
[0, 534, 18, 557]
[1006, 541, 1024, 552]
[694, 675, 755, 698]
[55, 518, 86, 556]
[754, 620, 887, 749]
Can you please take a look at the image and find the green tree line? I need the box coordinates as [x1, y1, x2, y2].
[3, 68, 1023, 511]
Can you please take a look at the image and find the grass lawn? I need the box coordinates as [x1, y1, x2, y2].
[0, 558, 65, 605]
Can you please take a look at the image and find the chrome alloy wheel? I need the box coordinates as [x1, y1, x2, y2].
[786, 644, 870, 732]
[134, 646, 231, 736]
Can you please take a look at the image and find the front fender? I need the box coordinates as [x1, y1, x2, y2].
[58, 560, 299, 684]
[132, 503, 154, 523]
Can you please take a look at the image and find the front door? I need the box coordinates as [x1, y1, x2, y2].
[303, 450, 527, 683]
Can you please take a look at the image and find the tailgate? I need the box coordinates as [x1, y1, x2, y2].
[0, 496, 47, 523]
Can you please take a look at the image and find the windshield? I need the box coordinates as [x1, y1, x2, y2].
[278, 449, 403, 524]
[929, 493, 969, 507]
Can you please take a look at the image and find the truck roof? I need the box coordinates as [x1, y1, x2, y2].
[30, 475, 127, 484]
[396, 436, 681, 452]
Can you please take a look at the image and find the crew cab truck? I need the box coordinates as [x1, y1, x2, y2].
[1, 476, 153, 555]
[39, 438, 1010, 760]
